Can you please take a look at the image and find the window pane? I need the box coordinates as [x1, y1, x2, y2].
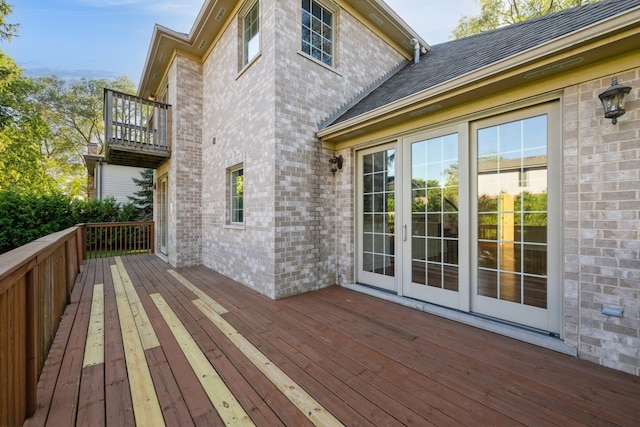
[476, 115, 548, 308]
[231, 168, 244, 223]
[243, 2, 259, 65]
[411, 133, 459, 292]
[361, 148, 395, 279]
[301, 0, 333, 66]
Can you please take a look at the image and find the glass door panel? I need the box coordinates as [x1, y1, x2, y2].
[404, 132, 460, 308]
[473, 112, 557, 331]
[357, 145, 396, 291]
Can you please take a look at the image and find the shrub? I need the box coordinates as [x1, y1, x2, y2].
[0, 190, 144, 253]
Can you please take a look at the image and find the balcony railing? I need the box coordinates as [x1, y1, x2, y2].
[104, 88, 171, 168]
[0, 221, 153, 426]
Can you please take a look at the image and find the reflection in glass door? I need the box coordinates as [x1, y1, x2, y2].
[473, 113, 556, 331]
[356, 103, 560, 334]
[404, 132, 461, 308]
[357, 145, 396, 291]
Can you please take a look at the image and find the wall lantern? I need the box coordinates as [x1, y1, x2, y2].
[329, 154, 343, 175]
[599, 77, 632, 125]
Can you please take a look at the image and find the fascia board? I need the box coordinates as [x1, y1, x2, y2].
[317, 6, 640, 140]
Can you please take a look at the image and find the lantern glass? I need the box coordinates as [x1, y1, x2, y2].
[599, 77, 632, 123]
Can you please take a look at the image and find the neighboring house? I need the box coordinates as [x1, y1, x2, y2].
[84, 142, 146, 204]
[104, 0, 640, 376]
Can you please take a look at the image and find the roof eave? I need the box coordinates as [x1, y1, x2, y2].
[137, 0, 427, 98]
[317, 5, 640, 142]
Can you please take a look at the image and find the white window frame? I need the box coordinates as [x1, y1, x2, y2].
[229, 165, 244, 225]
[242, 0, 260, 67]
[301, 0, 335, 67]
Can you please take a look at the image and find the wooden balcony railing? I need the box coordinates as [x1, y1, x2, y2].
[0, 221, 154, 426]
[104, 88, 171, 168]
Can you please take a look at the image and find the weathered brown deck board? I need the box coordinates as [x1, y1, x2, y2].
[23, 253, 640, 426]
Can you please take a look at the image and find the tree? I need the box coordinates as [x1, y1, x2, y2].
[33, 75, 135, 197]
[451, 0, 600, 39]
[0, 53, 56, 194]
[0, 1, 18, 42]
[128, 169, 154, 221]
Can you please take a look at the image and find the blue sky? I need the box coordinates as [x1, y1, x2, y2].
[3, 0, 479, 86]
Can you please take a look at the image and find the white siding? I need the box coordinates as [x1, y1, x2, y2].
[97, 164, 146, 205]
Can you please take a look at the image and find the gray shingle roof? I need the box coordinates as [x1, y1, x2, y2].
[328, 0, 640, 126]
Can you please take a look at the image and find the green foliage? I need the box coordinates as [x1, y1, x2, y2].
[33, 75, 135, 198]
[0, 0, 18, 42]
[0, 53, 56, 194]
[128, 169, 154, 221]
[0, 190, 140, 253]
[452, 0, 600, 39]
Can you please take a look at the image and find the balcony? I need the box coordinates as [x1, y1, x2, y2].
[104, 89, 171, 169]
[2, 225, 640, 426]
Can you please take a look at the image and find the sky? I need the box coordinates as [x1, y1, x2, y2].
[3, 0, 479, 86]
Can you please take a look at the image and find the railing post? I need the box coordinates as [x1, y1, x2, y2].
[104, 90, 113, 143]
[150, 222, 155, 254]
[76, 226, 84, 268]
[25, 266, 39, 417]
[80, 224, 87, 262]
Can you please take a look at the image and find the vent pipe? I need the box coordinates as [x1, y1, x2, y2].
[410, 38, 420, 64]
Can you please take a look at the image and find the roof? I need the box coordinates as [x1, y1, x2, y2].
[328, 0, 640, 127]
[138, 0, 427, 100]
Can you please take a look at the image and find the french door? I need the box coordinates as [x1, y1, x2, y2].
[401, 126, 468, 309]
[356, 102, 561, 334]
[356, 144, 397, 292]
[470, 105, 562, 332]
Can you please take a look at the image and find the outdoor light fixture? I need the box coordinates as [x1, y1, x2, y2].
[599, 76, 632, 125]
[329, 154, 343, 175]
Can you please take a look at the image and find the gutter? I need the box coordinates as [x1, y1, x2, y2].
[317, 6, 640, 140]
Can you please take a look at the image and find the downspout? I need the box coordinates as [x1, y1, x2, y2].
[98, 160, 103, 200]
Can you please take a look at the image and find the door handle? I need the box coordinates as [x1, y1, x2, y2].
[403, 224, 407, 241]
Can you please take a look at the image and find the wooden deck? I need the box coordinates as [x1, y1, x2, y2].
[24, 254, 640, 426]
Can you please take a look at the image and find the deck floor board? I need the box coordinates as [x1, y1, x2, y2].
[24, 254, 640, 426]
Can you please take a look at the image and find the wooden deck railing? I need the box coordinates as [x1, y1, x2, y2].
[81, 221, 154, 259]
[0, 221, 154, 426]
[0, 226, 82, 426]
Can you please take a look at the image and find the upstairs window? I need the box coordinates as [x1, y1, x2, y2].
[243, 1, 260, 66]
[301, 0, 334, 67]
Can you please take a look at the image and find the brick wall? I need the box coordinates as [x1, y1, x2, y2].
[167, 55, 203, 268]
[200, 0, 277, 296]
[271, 0, 406, 298]
[195, 0, 405, 298]
[563, 68, 640, 375]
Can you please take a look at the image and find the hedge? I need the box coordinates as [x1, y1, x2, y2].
[0, 190, 139, 254]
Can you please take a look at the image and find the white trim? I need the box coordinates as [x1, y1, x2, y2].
[228, 164, 244, 226]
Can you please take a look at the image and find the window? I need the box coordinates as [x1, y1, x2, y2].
[230, 167, 244, 224]
[243, 1, 260, 66]
[301, 0, 334, 66]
